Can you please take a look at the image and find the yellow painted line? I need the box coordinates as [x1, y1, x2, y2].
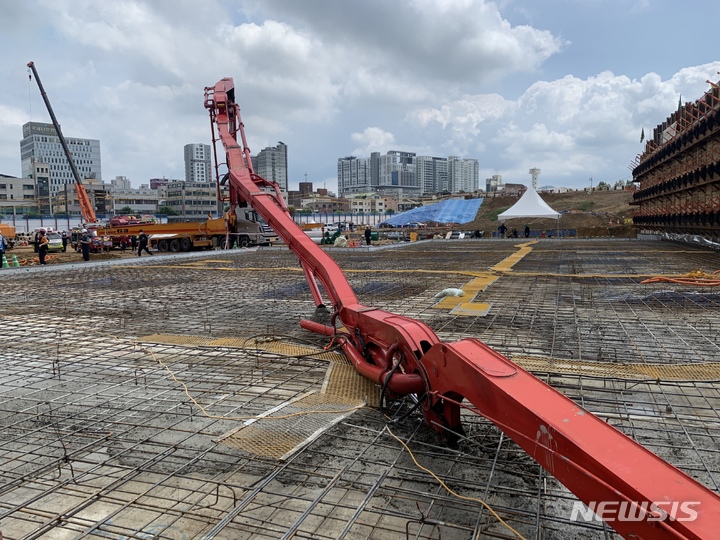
[513, 354, 720, 381]
[113, 246, 702, 281]
[138, 333, 349, 364]
[113, 263, 692, 280]
[432, 274, 498, 310]
[490, 240, 538, 272]
[434, 243, 536, 316]
[433, 294, 466, 309]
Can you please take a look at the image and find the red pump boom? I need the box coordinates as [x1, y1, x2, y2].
[204, 78, 720, 539]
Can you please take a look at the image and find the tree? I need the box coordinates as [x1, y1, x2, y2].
[118, 206, 135, 214]
[158, 205, 178, 216]
[596, 181, 609, 191]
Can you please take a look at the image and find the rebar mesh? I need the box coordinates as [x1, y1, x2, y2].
[1, 239, 719, 539]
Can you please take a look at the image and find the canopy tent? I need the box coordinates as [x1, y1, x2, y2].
[497, 186, 560, 220]
[380, 198, 483, 226]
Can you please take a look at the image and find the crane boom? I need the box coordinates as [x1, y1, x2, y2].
[27, 61, 97, 224]
[204, 77, 720, 539]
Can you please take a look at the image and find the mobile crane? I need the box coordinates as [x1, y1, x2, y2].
[27, 61, 97, 225]
[205, 78, 720, 538]
[27, 61, 274, 252]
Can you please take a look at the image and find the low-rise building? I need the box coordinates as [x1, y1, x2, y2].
[301, 194, 350, 213]
[108, 178, 160, 214]
[165, 180, 220, 217]
[0, 173, 42, 215]
[347, 193, 398, 215]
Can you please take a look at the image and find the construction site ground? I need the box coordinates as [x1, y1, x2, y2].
[6, 245, 145, 267]
[1, 237, 719, 539]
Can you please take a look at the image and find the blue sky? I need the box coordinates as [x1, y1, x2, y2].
[1, 0, 719, 193]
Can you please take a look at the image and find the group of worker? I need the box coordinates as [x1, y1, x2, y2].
[32, 228, 88, 264]
[28, 228, 152, 266]
[497, 223, 531, 239]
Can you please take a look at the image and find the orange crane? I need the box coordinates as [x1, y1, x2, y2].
[27, 61, 97, 224]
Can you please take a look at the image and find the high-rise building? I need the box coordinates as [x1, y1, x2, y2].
[378, 151, 416, 188]
[20, 122, 102, 197]
[370, 152, 380, 187]
[337, 156, 372, 196]
[448, 156, 479, 193]
[184, 143, 212, 183]
[415, 156, 448, 194]
[252, 141, 288, 191]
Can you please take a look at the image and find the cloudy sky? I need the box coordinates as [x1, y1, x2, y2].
[1, 0, 719, 193]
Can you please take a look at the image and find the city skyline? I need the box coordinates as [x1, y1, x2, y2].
[1, 1, 719, 193]
[338, 152, 479, 197]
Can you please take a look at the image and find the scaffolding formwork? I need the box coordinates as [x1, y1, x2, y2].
[632, 79, 720, 241]
[1, 239, 719, 539]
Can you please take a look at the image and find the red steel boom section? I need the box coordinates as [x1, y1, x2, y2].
[204, 78, 720, 539]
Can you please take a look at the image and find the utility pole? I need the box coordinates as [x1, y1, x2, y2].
[589, 177, 593, 194]
[65, 183, 70, 230]
[182, 181, 187, 218]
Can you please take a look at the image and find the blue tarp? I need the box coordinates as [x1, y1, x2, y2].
[381, 198, 483, 226]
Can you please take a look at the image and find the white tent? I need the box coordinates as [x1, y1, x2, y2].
[497, 186, 560, 220]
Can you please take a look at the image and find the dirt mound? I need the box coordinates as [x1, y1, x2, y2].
[471, 189, 634, 236]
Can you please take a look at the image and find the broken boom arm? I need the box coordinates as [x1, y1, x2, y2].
[204, 77, 720, 539]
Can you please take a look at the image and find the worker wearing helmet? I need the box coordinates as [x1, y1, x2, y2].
[79, 229, 91, 261]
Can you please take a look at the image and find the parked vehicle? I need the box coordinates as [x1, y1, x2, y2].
[385, 231, 410, 241]
[402, 222, 426, 228]
[46, 232, 64, 252]
[94, 210, 275, 252]
[90, 236, 113, 253]
[326, 221, 350, 231]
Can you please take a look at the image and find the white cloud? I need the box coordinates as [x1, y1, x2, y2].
[221, 20, 343, 123]
[394, 62, 720, 185]
[0, 106, 28, 175]
[411, 94, 515, 131]
[351, 128, 397, 155]
[0, 0, 719, 194]
[246, 0, 563, 88]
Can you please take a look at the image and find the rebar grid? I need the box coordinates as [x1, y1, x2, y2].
[0, 239, 718, 539]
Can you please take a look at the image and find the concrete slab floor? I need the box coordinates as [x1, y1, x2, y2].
[1, 238, 719, 539]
